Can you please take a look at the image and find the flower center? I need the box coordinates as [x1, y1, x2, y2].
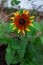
[19, 18, 25, 25]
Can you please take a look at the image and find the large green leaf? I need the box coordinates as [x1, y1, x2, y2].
[20, 38, 43, 65]
[17, 37, 28, 59]
[12, 37, 28, 64]
[11, 54, 20, 64]
[5, 43, 15, 65]
[10, 38, 21, 50]
[5, 38, 21, 65]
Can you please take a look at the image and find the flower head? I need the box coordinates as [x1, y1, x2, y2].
[10, 10, 34, 34]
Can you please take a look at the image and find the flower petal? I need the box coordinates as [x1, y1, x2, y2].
[30, 20, 33, 22]
[25, 11, 29, 15]
[12, 27, 16, 30]
[18, 29, 20, 33]
[23, 10, 29, 15]
[26, 28, 30, 32]
[10, 17, 15, 20]
[22, 30, 25, 34]
[13, 11, 19, 16]
[29, 23, 33, 26]
[29, 16, 35, 19]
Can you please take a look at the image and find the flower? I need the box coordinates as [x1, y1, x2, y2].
[10, 10, 34, 34]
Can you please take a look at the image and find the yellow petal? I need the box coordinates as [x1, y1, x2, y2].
[16, 11, 19, 15]
[29, 16, 35, 19]
[29, 23, 33, 26]
[22, 30, 25, 34]
[12, 27, 16, 30]
[30, 20, 33, 22]
[25, 11, 29, 15]
[10, 17, 15, 20]
[18, 29, 20, 33]
[26, 28, 30, 32]
[13, 11, 19, 16]
[10, 23, 14, 25]
[23, 10, 29, 15]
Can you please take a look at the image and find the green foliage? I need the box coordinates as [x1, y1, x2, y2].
[11, 0, 20, 6]
[7, 22, 14, 33]
[6, 42, 15, 65]
[33, 22, 41, 31]
[5, 37, 28, 65]
[17, 38, 28, 59]
[20, 38, 43, 65]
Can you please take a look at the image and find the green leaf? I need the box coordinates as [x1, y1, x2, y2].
[20, 59, 25, 65]
[12, 38, 28, 64]
[11, 0, 15, 6]
[5, 43, 15, 65]
[17, 37, 28, 59]
[5, 38, 21, 65]
[0, 37, 9, 45]
[11, 0, 20, 6]
[33, 22, 41, 31]
[27, 26, 37, 38]
[20, 38, 43, 65]
[12, 55, 20, 64]
[9, 39, 20, 64]
[20, 61, 37, 65]
[10, 38, 21, 50]
[15, 1, 20, 5]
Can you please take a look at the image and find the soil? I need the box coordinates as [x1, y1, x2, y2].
[0, 44, 19, 65]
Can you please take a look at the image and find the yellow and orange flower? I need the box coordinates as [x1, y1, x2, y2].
[10, 10, 34, 34]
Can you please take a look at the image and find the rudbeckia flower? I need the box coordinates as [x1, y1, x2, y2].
[10, 10, 34, 34]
